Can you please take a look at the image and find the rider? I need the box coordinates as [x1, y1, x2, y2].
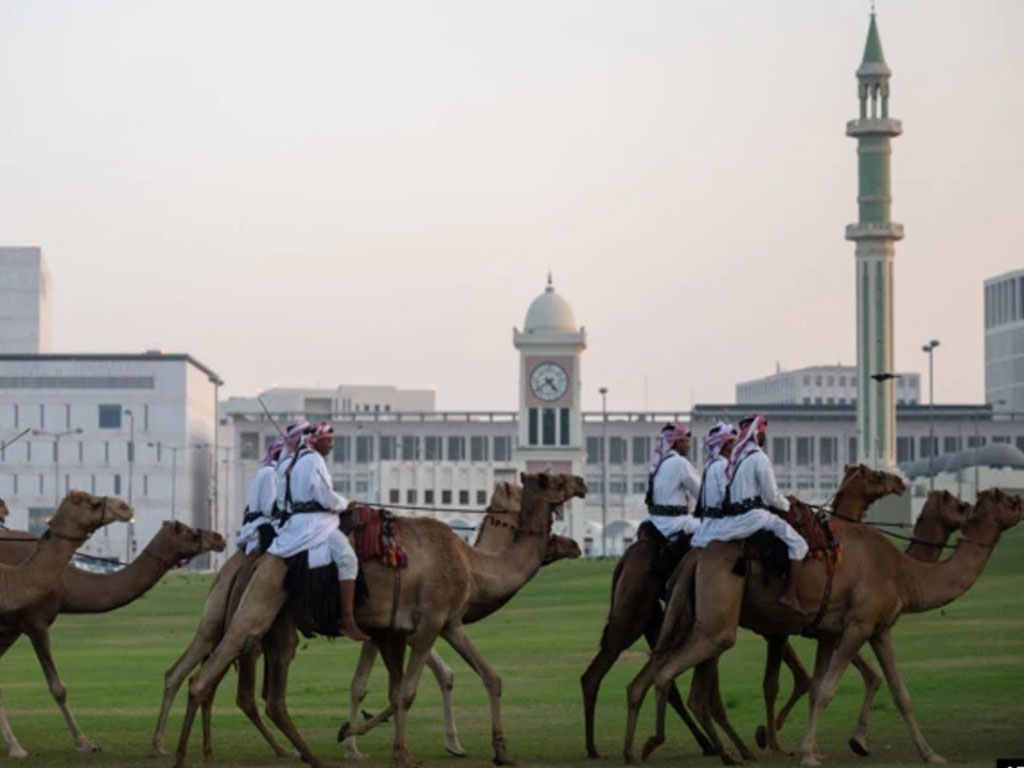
[643, 422, 701, 540]
[691, 413, 809, 613]
[235, 434, 284, 554]
[267, 421, 369, 641]
[695, 421, 738, 518]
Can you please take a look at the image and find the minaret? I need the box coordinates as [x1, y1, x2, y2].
[847, 12, 903, 468]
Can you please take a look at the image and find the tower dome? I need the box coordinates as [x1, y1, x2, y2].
[523, 274, 577, 333]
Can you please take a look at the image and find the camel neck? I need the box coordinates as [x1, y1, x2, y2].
[0, 529, 80, 612]
[898, 516, 1001, 614]
[59, 533, 178, 613]
[904, 514, 952, 563]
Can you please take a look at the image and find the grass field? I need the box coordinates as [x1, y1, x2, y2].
[0, 529, 1021, 768]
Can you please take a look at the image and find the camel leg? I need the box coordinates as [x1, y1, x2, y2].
[343, 641, 379, 759]
[425, 648, 467, 757]
[847, 652, 882, 757]
[25, 624, 98, 753]
[800, 627, 870, 767]
[869, 630, 945, 764]
[442, 622, 514, 766]
[390, 628, 441, 768]
[700, 659, 757, 763]
[774, 639, 812, 735]
[0, 686, 27, 759]
[756, 635, 796, 755]
[233, 644, 294, 759]
[674, 660, 733, 765]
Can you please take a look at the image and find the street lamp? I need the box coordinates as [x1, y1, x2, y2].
[124, 408, 135, 561]
[921, 340, 940, 490]
[599, 387, 608, 557]
[32, 428, 83, 509]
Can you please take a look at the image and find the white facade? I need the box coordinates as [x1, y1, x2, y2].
[737, 365, 919, 407]
[0, 247, 52, 354]
[984, 269, 1024, 413]
[0, 353, 222, 568]
[222, 384, 435, 421]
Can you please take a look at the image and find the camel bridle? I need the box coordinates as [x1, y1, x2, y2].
[47, 495, 115, 545]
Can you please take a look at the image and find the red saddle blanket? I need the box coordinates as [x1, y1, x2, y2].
[780, 500, 841, 561]
[347, 505, 407, 568]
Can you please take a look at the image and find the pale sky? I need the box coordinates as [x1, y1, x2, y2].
[1, 1, 1021, 412]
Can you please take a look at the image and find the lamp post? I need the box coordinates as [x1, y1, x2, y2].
[151, 442, 206, 522]
[599, 387, 608, 557]
[32, 428, 83, 509]
[921, 340, 939, 490]
[124, 408, 135, 561]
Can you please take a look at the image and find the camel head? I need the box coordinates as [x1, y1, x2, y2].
[841, 463, 906, 502]
[544, 534, 582, 564]
[519, 472, 587, 504]
[48, 491, 133, 540]
[920, 490, 971, 537]
[155, 520, 227, 561]
[486, 481, 523, 514]
[971, 488, 1023, 534]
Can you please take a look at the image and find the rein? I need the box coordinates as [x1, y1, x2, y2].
[481, 513, 550, 539]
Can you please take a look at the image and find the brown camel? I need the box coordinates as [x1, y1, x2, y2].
[342, 481, 582, 759]
[172, 472, 585, 768]
[580, 463, 904, 759]
[623, 488, 1021, 766]
[0, 520, 224, 757]
[0, 491, 132, 614]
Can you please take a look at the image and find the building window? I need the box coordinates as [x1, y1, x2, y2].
[632, 480, 647, 494]
[796, 437, 813, 466]
[304, 398, 332, 421]
[448, 436, 466, 462]
[609, 437, 627, 465]
[104, 442, 110, 463]
[333, 436, 351, 464]
[771, 437, 790, 465]
[528, 408, 538, 446]
[425, 436, 443, 461]
[609, 478, 627, 495]
[355, 435, 374, 463]
[113, 475, 122, 495]
[388, 489, 400, 504]
[493, 436, 512, 462]
[919, 437, 937, 458]
[586, 436, 603, 464]
[355, 479, 369, 494]
[401, 436, 419, 460]
[819, 437, 838, 466]
[441, 490, 452, 505]
[848, 437, 858, 463]
[406, 489, 417, 504]
[458, 490, 470, 505]
[476, 489, 487, 505]
[897, 436, 915, 464]
[424, 489, 434, 504]
[967, 435, 986, 449]
[26, 441, 32, 463]
[559, 408, 570, 446]
[239, 432, 260, 461]
[470, 436, 488, 462]
[944, 436, 961, 454]
[632, 436, 651, 465]
[542, 408, 556, 446]
[98, 404, 122, 429]
[380, 436, 397, 460]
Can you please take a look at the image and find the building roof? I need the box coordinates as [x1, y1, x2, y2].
[902, 443, 1024, 478]
[858, 14, 892, 78]
[0, 352, 223, 385]
[523, 275, 577, 333]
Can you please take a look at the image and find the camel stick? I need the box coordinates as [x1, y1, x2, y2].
[257, 398, 286, 438]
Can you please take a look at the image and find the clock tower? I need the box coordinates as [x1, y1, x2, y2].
[513, 274, 587, 481]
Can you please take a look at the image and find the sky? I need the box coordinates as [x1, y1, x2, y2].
[0, 0, 1021, 412]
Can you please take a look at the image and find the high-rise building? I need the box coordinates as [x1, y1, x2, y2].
[0, 247, 52, 354]
[736, 365, 919, 406]
[983, 269, 1024, 412]
[847, 14, 904, 468]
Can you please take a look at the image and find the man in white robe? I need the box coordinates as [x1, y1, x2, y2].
[695, 422, 738, 518]
[235, 435, 284, 554]
[268, 422, 369, 640]
[643, 422, 701, 540]
[692, 413, 809, 613]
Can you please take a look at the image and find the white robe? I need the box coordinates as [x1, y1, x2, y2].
[235, 464, 277, 555]
[691, 448, 808, 560]
[267, 449, 358, 580]
[644, 451, 702, 539]
[697, 457, 728, 512]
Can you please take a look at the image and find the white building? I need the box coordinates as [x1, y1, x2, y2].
[984, 269, 1024, 414]
[0, 247, 52, 354]
[737, 365, 919, 407]
[0, 352, 223, 568]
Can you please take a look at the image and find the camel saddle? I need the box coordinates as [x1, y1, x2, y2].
[342, 505, 407, 568]
[636, 521, 692, 588]
[736, 500, 841, 585]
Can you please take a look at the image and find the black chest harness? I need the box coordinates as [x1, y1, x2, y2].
[644, 454, 690, 518]
[280, 448, 330, 523]
[701, 452, 768, 519]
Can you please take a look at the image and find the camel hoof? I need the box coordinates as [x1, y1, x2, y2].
[586, 747, 600, 760]
[344, 746, 367, 761]
[755, 726, 767, 750]
[492, 756, 515, 767]
[800, 756, 822, 767]
[848, 737, 870, 757]
[152, 748, 169, 758]
[719, 753, 739, 766]
[445, 742, 467, 758]
[8, 747, 28, 759]
[924, 754, 947, 765]
[641, 737, 662, 761]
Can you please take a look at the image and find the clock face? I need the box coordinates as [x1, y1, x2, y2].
[530, 362, 569, 402]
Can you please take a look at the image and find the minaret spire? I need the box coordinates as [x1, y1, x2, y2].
[847, 12, 903, 468]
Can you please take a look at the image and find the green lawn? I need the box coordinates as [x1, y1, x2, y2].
[1, 529, 1021, 768]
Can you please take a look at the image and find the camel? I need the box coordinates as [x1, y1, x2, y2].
[172, 472, 586, 768]
[623, 487, 1022, 766]
[580, 463, 904, 759]
[343, 481, 582, 760]
[0, 491, 132, 614]
[0, 520, 224, 757]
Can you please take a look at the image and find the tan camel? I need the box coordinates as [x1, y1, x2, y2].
[342, 481, 582, 759]
[581, 462, 904, 759]
[623, 488, 1021, 766]
[0, 491, 132, 614]
[173, 472, 585, 768]
[0, 520, 224, 757]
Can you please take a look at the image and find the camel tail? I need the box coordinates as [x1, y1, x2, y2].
[654, 551, 698, 655]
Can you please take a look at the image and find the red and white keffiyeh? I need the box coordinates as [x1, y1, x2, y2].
[648, 421, 692, 475]
[283, 420, 312, 453]
[703, 421, 738, 465]
[261, 435, 286, 468]
[726, 413, 767, 480]
[303, 421, 334, 450]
